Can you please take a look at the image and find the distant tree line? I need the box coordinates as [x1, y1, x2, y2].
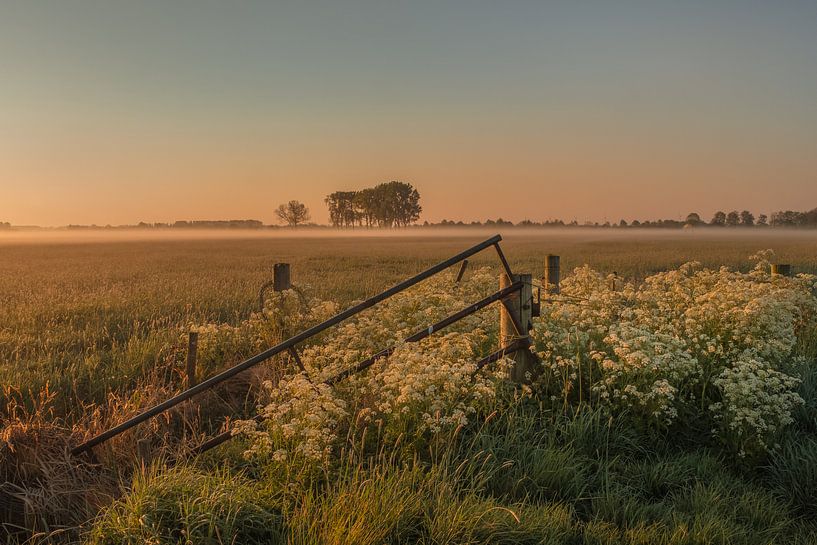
[421, 206, 817, 229]
[325, 181, 421, 228]
[13, 204, 817, 231]
[120, 220, 264, 229]
[0, 221, 10, 230]
[684, 208, 817, 228]
[64, 220, 274, 230]
[170, 220, 264, 229]
[768, 209, 817, 227]
[687, 210, 762, 227]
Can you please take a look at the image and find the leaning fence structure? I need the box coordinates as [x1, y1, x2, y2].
[72, 234, 538, 458]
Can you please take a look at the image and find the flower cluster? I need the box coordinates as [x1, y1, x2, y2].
[531, 256, 817, 456]
[251, 287, 340, 346]
[235, 373, 349, 462]
[235, 268, 508, 463]
[710, 354, 802, 457]
[231, 254, 816, 462]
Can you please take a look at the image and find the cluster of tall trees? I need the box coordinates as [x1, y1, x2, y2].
[685, 210, 763, 227]
[683, 208, 817, 227]
[769, 209, 817, 227]
[325, 181, 421, 228]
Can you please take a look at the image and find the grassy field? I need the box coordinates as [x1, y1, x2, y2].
[3, 228, 817, 413]
[2, 228, 817, 544]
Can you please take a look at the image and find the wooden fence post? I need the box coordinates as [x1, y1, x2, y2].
[260, 263, 292, 311]
[136, 438, 151, 466]
[544, 255, 560, 294]
[186, 331, 199, 388]
[609, 271, 618, 291]
[771, 264, 792, 277]
[500, 272, 534, 383]
[273, 263, 291, 291]
[455, 259, 469, 283]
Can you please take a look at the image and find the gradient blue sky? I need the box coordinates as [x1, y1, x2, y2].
[2, 1, 816, 225]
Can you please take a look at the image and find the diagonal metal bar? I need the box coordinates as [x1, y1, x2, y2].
[72, 235, 504, 455]
[288, 346, 307, 374]
[325, 281, 523, 385]
[192, 414, 263, 455]
[493, 242, 514, 279]
[499, 298, 525, 337]
[288, 346, 321, 395]
[473, 338, 529, 374]
[192, 281, 524, 456]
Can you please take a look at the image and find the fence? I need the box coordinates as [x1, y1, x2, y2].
[71, 234, 542, 457]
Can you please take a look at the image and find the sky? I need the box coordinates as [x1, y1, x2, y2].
[1, 1, 816, 226]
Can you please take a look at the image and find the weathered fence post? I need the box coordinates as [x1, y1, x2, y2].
[500, 272, 534, 383]
[259, 263, 293, 311]
[771, 264, 792, 277]
[136, 438, 151, 466]
[609, 271, 618, 291]
[186, 331, 199, 388]
[273, 263, 291, 291]
[544, 255, 560, 294]
[455, 259, 469, 283]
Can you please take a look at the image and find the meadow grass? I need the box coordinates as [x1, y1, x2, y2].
[2, 229, 817, 544]
[86, 403, 817, 545]
[3, 228, 817, 416]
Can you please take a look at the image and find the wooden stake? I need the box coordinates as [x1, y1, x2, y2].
[455, 259, 469, 283]
[544, 255, 560, 294]
[260, 263, 293, 311]
[186, 331, 199, 388]
[771, 264, 792, 277]
[500, 272, 534, 383]
[273, 263, 291, 291]
[136, 438, 151, 466]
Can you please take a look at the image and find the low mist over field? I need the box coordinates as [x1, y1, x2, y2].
[4, 225, 817, 246]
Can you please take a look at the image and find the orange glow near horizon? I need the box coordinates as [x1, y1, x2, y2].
[2, 2, 817, 226]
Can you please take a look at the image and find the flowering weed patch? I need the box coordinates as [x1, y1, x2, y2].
[532, 254, 817, 457]
[235, 267, 509, 464]
[236, 255, 817, 463]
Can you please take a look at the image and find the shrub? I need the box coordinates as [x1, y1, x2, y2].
[1, 387, 117, 544]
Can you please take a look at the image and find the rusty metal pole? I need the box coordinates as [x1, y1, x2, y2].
[500, 272, 533, 383]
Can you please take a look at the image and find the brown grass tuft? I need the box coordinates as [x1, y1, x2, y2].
[1, 386, 117, 544]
